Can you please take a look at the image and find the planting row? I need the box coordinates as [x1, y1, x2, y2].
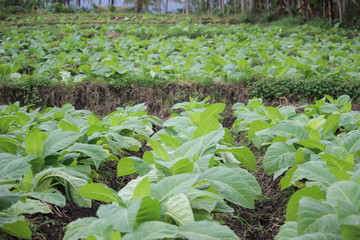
[233, 95, 360, 239]
[1, 95, 359, 239]
[1, 22, 359, 86]
[0, 99, 259, 239]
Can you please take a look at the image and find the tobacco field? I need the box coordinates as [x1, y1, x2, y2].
[0, 13, 360, 240]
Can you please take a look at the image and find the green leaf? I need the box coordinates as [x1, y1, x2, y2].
[270, 123, 309, 140]
[170, 158, 194, 175]
[297, 140, 325, 153]
[135, 196, 161, 225]
[122, 221, 178, 240]
[0, 192, 22, 210]
[64, 217, 117, 240]
[26, 188, 66, 207]
[0, 220, 31, 239]
[193, 117, 220, 138]
[291, 161, 337, 188]
[152, 173, 199, 202]
[179, 221, 240, 240]
[76, 183, 124, 205]
[9, 199, 51, 215]
[97, 204, 132, 232]
[326, 181, 360, 215]
[58, 119, 80, 132]
[43, 130, 81, 156]
[0, 137, 18, 154]
[286, 186, 325, 221]
[265, 106, 285, 122]
[275, 222, 298, 240]
[117, 157, 136, 177]
[25, 131, 48, 155]
[322, 114, 341, 137]
[148, 140, 171, 161]
[34, 167, 91, 208]
[263, 142, 296, 177]
[200, 167, 261, 209]
[342, 131, 360, 154]
[166, 193, 194, 225]
[133, 177, 151, 199]
[158, 134, 181, 149]
[0, 153, 30, 183]
[217, 146, 256, 170]
[66, 143, 108, 169]
[200, 103, 226, 122]
[341, 224, 360, 240]
[298, 197, 339, 235]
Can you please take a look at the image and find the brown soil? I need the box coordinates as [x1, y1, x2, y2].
[30, 202, 100, 240]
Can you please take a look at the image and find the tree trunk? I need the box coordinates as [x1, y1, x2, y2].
[241, 0, 245, 12]
[337, 0, 343, 23]
[165, 0, 168, 13]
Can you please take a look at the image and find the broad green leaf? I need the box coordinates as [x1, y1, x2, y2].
[66, 143, 108, 169]
[117, 157, 136, 177]
[135, 196, 161, 225]
[0, 153, 30, 183]
[158, 134, 181, 149]
[0, 192, 22, 210]
[0, 220, 31, 239]
[25, 131, 48, 155]
[97, 204, 131, 232]
[286, 186, 325, 221]
[148, 140, 171, 161]
[297, 140, 325, 153]
[133, 177, 151, 199]
[152, 173, 199, 202]
[342, 131, 360, 154]
[341, 224, 360, 240]
[200, 167, 260, 209]
[64, 217, 117, 240]
[291, 233, 344, 240]
[193, 117, 220, 138]
[118, 157, 152, 177]
[26, 188, 66, 207]
[179, 221, 240, 240]
[166, 193, 194, 225]
[76, 183, 124, 205]
[122, 221, 178, 240]
[275, 222, 297, 240]
[43, 130, 81, 156]
[263, 142, 296, 177]
[0, 137, 18, 154]
[322, 114, 341, 137]
[9, 199, 51, 215]
[326, 181, 360, 215]
[265, 106, 285, 122]
[58, 119, 80, 132]
[248, 120, 271, 141]
[291, 161, 337, 188]
[199, 103, 226, 122]
[270, 123, 309, 140]
[298, 197, 339, 235]
[217, 146, 256, 170]
[33, 167, 91, 208]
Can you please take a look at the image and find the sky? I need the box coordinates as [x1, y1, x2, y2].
[79, 0, 184, 13]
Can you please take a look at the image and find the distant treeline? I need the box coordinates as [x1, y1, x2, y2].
[0, 0, 359, 25]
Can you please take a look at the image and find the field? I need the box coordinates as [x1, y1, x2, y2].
[1, 13, 360, 240]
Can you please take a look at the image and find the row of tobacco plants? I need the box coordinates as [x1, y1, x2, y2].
[1, 95, 359, 239]
[233, 95, 360, 239]
[1, 19, 359, 87]
[0, 98, 261, 239]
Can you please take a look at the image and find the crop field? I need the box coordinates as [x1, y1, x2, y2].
[1, 13, 360, 240]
